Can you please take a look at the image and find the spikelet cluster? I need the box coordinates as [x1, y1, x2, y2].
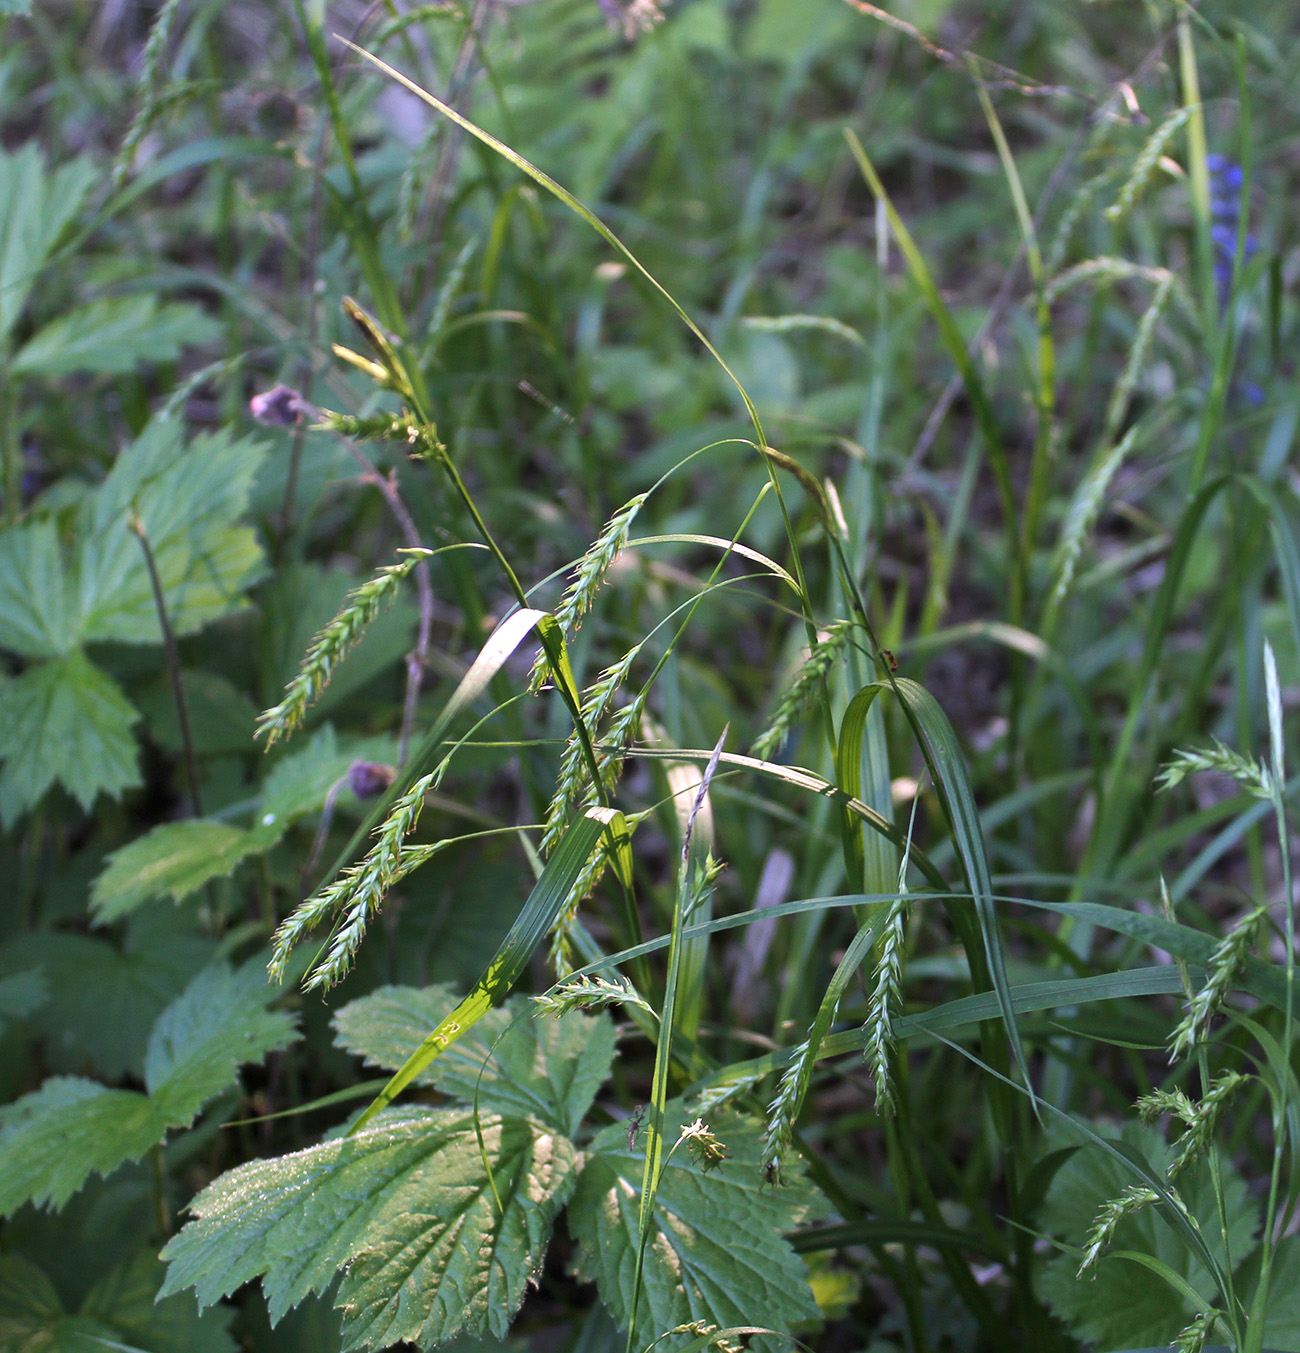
[1077, 1184, 1162, 1276]
[752, 620, 854, 760]
[694, 1067, 766, 1115]
[316, 409, 444, 458]
[1157, 738, 1274, 800]
[1169, 905, 1266, 1063]
[268, 772, 436, 987]
[1044, 256, 1173, 306]
[532, 973, 653, 1019]
[1104, 105, 1195, 227]
[1136, 1072, 1246, 1180]
[1050, 425, 1141, 611]
[679, 1118, 728, 1172]
[1045, 165, 1120, 276]
[256, 553, 430, 747]
[529, 493, 648, 693]
[863, 895, 910, 1117]
[1174, 1308, 1221, 1353]
[1102, 272, 1175, 441]
[760, 1037, 817, 1187]
[113, 0, 185, 188]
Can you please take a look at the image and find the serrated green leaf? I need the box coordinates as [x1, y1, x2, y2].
[0, 1076, 163, 1214]
[0, 652, 140, 825]
[568, 1108, 823, 1349]
[1036, 1122, 1258, 1350]
[11, 295, 221, 376]
[80, 1251, 237, 1353]
[0, 1251, 235, 1353]
[0, 144, 96, 337]
[333, 984, 616, 1136]
[0, 963, 295, 1215]
[0, 519, 78, 659]
[144, 962, 297, 1121]
[1236, 1234, 1300, 1349]
[160, 1106, 577, 1349]
[0, 918, 216, 1080]
[78, 420, 267, 644]
[0, 1252, 120, 1353]
[92, 820, 259, 923]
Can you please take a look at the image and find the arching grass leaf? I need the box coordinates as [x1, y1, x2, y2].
[333, 984, 616, 1137]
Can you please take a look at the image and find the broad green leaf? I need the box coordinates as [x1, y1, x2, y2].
[0, 1251, 235, 1353]
[0, 1252, 120, 1353]
[92, 819, 259, 923]
[255, 724, 400, 838]
[0, 963, 295, 1214]
[0, 144, 96, 337]
[1236, 1235, 1300, 1349]
[1036, 1122, 1258, 1351]
[78, 420, 267, 643]
[0, 916, 216, 1080]
[79, 1252, 237, 1353]
[0, 652, 139, 825]
[11, 295, 221, 376]
[0, 1077, 163, 1214]
[0, 519, 77, 659]
[568, 1108, 823, 1349]
[143, 962, 298, 1121]
[349, 808, 619, 1131]
[0, 969, 46, 1035]
[160, 1106, 577, 1349]
[334, 984, 617, 1136]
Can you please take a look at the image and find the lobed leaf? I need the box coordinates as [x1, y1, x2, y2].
[10, 294, 221, 376]
[0, 963, 296, 1215]
[160, 1106, 577, 1349]
[334, 983, 617, 1138]
[92, 819, 260, 923]
[0, 652, 140, 825]
[568, 1108, 822, 1350]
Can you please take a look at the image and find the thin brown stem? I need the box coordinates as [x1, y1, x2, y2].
[130, 514, 203, 816]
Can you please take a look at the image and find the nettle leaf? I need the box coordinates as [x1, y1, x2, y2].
[0, 143, 96, 338]
[80, 1251, 237, 1353]
[0, 1250, 235, 1353]
[567, 1107, 823, 1348]
[0, 915, 216, 1080]
[0, 652, 140, 825]
[160, 1106, 577, 1350]
[333, 984, 617, 1136]
[1237, 1234, 1300, 1348]
[78, 419, 267, 643]
[0, 519, 78, 659]
[143, 962, 298, 1120]
[0, 962, 295, 1215]
[92, 819, 259, 923]
[0, 418, 267, 821]
[1036, 1122, 1258, 1350]
[11, 295, 221, 377]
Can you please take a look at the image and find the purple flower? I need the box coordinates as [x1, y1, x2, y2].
[347, 761, 396, 799]
[249, 383, 311, 427]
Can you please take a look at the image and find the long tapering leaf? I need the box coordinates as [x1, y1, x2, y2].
[350, 806, 624, 1132]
